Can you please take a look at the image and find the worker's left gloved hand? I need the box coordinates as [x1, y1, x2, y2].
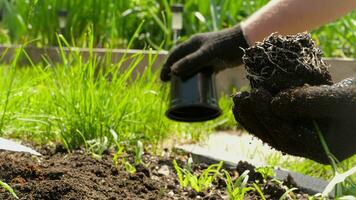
[233, 77, 356, 164]
[160, 25, 249, 81]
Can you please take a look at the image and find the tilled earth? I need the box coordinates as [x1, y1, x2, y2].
[0, 145, 310, 200]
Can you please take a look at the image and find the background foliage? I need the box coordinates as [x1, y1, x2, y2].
[0, 0, 355, 57]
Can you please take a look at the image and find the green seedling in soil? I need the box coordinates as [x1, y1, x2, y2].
[110, 129, 137, 174]
[112, 148, 124, 167]
[256, 166, 275, 181]
[0, 180, 19, 199]
[314, 121, 356, 198]
[253, 183, 267, 200]
[185, 156, 194, 172]
[279, 187, 298, 200]
[270, 179, 298, 200]
[135, 140, 144, 165]
[124, 160, 137, 174]
[112, 150, 137, 174]
[173, 160, 223, 192]
[112, 151, 137, 174]
[111, 128, 126, 167]
[223, 170, 255, 200]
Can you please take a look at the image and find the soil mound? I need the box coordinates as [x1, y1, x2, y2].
[242, 33, 332, 95]
[233, 33, 356, 163]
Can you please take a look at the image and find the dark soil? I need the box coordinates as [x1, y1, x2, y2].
[242, 33, 333, 95]
[0, 145, 310, 200]
[234, 33, 356, 163]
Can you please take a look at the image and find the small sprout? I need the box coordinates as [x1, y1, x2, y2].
[0, 180, 19, 199]
[256, 166, 275, 180]
[124, 160, 137, 174]
[224, 170, 255, 200]
[253, 183, 267, 200]
[314, 121, 356, 198]
[186, 156, 193, 172]
[135, 140, 144, 165]
[112, 146, 124, 167]
[279, 187, 298, 200]
[173, 160, 223, 192]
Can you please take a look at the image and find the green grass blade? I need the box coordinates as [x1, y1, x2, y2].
[279, 187, 298, 200]
[0, 180, 19, 199]
[253, 183, 267, 200]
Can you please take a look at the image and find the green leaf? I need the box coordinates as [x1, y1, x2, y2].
[253, 183, 267, 200]
[0, 180, 19, 199]
[323, 166, 356, 198]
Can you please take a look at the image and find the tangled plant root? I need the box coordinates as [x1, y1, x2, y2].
[242, 33, 333, 95]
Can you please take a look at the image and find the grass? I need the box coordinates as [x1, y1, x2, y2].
[0, 33, 236, 154]
[0, 59, 235, 152]
[0, 0, 355, 57]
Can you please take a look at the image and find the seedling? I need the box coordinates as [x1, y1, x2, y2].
[112, 152, 136, 174]
[253, 183, 267, 200]
[173, 160, 223, 192]
[279, 187, 298, 200]
[135, 140, 144, 165]
[322, 167, 356, 198]
[124, 160, 137, 174]
[256, 166, 275, 180]
[224, 170, 255, 200]
[112, 147, 125, 168]
[0, 180, 19, 199]
[314, 121, 356, 198]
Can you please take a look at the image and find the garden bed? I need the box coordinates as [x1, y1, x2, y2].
[0, 145, 311, 200]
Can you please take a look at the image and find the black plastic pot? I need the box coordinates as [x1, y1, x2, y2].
[166, 69, 222, 122]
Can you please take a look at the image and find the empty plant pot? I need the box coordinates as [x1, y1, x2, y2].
[166, 69, 222, 122]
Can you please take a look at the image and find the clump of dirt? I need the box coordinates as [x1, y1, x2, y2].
[242, 33, 333, 95]
[234, 32, 356, 163]
[0, 145, 309, 200]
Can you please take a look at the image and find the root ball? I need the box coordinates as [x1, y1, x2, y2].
[242, 33, 333, 95]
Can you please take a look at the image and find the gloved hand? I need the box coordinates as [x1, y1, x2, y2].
[233, 77, 356, 164]
[160, 25, 249, 81]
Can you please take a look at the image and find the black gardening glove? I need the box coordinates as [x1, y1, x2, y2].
[160, 25, 249, 81]
[233, 77, 356, 164]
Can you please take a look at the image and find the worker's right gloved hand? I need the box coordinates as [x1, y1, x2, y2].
[233, 77, 356, 164]
[160, 25, 249, 81]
